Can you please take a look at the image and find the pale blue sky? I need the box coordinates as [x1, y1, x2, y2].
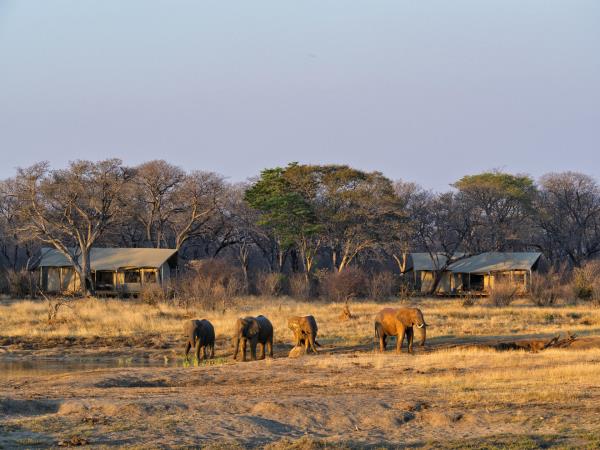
[0, 1, 599, 190]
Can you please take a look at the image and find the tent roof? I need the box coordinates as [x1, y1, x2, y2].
[39, 247, 177, 271]
[447, 252, 542, 274]
[407, 253, 465, 271]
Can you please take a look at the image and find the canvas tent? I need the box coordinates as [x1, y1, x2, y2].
[404, 252, 464, 294]
[36, 247, 178, 295]
[405, 252, 542, 295]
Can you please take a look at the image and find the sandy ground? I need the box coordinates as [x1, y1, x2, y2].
[3, 336, 600, 449]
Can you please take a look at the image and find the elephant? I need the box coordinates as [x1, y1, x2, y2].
[287, 315, 320, 354]
[184, 319, 215, 361]
[374, 307, 427, 353]
[233, 315, 274, 361]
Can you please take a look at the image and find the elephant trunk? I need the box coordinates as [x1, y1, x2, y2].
[417, 324, 426, 347]
[416, 311, 427, 347]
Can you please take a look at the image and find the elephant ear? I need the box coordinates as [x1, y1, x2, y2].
[246, 319, 260, 336]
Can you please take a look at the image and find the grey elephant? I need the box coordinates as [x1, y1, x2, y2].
[184, 319, 215, 361]
[287, 315, 319, 354]
[374, 307, 427, 353]
[233, 315, 274, 361]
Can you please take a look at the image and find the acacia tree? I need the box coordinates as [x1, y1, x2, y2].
[313, 166, 403, 272]
[12, 159, 132, 295]
[536, 172, 600, 267]
[244, 166, 318, 274]
[452, 172, 535, 252]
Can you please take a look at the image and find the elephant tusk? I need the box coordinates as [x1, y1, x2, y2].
[416, 323, 425, 328]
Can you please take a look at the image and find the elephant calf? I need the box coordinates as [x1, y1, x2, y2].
[233, 315, 274, 362]
[184, 319, 215, 362]
[287, 315, 319, 354]
[374, 307, 427, 354]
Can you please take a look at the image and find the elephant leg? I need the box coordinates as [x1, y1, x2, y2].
[396, 327, 406, 353]
[268, 337, 274, 358]
[200, 344, 206, 361]
[210, 343, 215, 359]
[309, 334, 317, 353]
[195, 340, 201, 361]
[241, 339, 247, 362]
[184, 341, 191, 361]
[250, 338, 258, 361]
[376, 322, 385, 352]
[407, 328, 414, 353]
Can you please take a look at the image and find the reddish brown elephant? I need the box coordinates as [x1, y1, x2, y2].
[374, 307, 426, 353]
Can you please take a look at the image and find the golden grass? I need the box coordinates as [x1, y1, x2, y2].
[1, 296, 600, 344]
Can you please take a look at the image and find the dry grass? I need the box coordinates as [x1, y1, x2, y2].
[2, 296, 600, 345]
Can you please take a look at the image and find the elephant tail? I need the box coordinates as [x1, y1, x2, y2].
[375, 321, 381, 339]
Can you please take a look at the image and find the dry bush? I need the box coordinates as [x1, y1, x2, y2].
[571, 261, 600, 303]
[321, 267, 368, 302]
[489, 280, 518, 307]
[530, 270, 563, 307]
[367, 271, 396, 300]
[398, 279, 413, 300]
[255, 272, 289, 297]
[2, 269, 37, 298]
[176, 259, 244, 310]
[288, 273, 311, 299]
[139, 283, 167, 306]
[461, 292, 477, 307]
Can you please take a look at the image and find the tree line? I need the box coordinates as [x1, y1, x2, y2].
[1, 159, 599, 295]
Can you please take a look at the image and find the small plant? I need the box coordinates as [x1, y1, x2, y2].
[139, 283, 167, 306]
[367, 271, 396, 300]
[489, 280, 518, 307]
[571, 261, 600, 303]
[461, 292, 476, 307]
[544, 313, 555, 324]
[2, 269, 37, 298]
[530, 270, 562, 307]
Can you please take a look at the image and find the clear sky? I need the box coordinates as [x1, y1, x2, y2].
[0, 0, 599, 190]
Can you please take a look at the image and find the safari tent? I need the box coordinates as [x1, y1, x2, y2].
[404, 252, 464, 294]
[405, 252, 543, 295]
[36, 247, 178, 295]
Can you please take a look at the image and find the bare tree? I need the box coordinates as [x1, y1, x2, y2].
[409, 189, 474, 294]
[131, 160, 186, 248]
[12, 159, 132, 295]
[536, 172, 600, 267]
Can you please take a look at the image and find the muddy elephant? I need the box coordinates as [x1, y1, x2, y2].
[184, 319, 215, 361]
[287, 315, 320, 354]
[233, 315, 274, 361]
[374, 307, 427, 353]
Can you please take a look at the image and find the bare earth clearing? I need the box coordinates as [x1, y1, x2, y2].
[2, 297, 600, 448]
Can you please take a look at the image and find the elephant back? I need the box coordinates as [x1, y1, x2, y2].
[198, 319, 216, 343]
[305, 315, 318, 333]
[256, 315, 273, 338]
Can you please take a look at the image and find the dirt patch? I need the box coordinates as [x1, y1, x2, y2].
[0, 398, 60, 416]
[95, 375, 172, 388]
